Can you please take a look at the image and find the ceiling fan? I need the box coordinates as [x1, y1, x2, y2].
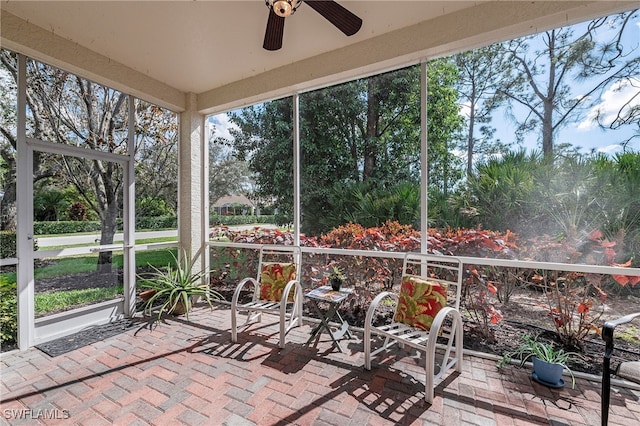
[263, 0, 363, 51]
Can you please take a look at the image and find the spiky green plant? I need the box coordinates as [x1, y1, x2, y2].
[497, 334, 583, 388]
[138, 249, 224, 321]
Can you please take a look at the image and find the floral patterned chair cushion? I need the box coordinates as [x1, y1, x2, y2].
[260, 262, 297, 302]
[394, 274, 448, 331]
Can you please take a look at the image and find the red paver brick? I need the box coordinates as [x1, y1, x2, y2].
[245, 398, 277, 424]
[2, 305, 639, 426]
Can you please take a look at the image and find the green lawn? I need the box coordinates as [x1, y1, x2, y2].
[35, 286, 124, 316]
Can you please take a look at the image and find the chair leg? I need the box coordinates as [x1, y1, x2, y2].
[231, 307, 238, 343]
[424, 345, 435, 403]
[364, 327, 371, 370]
[602, 356, 611, 426]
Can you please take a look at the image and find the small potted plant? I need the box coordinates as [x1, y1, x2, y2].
[497, 334, 583, 388]
[328, 265, 346, 291]
[138, 248, 224, 321]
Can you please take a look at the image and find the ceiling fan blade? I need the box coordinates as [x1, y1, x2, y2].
[263, 9, 285, 51]
[305, 1, 362, 36]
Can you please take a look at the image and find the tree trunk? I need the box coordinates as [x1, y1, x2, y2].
[0, 148, 16, 231]
[97, 200, 118, 273]
[466, 84, 477, 177]
[363, 78, 378, 181]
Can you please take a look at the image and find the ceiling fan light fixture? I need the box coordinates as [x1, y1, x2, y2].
[267, 0, 301, 18]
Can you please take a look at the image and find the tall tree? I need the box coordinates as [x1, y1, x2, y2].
[0, 51, 178, 271]
[208, 138, 254, 206]
[227, 62, 463, 234]
[30, 62, 128, 272]
[134, 101, 179, 214]
[497, 10, 640, 158]
[453, 45, 510, 177]
[426, 59, 465, 196]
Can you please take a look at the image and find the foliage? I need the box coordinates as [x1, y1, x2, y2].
[452, 44, 512, 177]
[328, 265, 345, 283]
[532, 271, 607, 350]
[138, 249, 224, 321]
[34, 221, 104, 235]
[33, 188, 70, 221]
[226, 62, 463, 236]
[425, 58, 466, 195]
[497, 334, 583, 387]
[466, 149, 640, 267]
[136, 197, 175, 218]
[0, 231, 38, 258]
[133, 101, 179, 214]
[207, 143, 254, 206]
[0, 231, 16, 258]
[592, 151, 640, 265]
[0, 276, 17, 346]
[466, 149, 542, 232]
[210, 214, 277, 227]
[135, 215, 177, 230]
[424, 227, 519, 258]
[463, 267, 504, 338]
[68, 201, 88, 221]
[318, 181, 421, 232]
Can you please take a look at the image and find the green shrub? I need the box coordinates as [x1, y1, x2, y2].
[0, 231, 17, 258]
[34, 221, 103, 235]
[209, 214, 276, 226]
[34, 215, 188, 235]
[0, 231, 38, 257]
[135, 215, 177, 230]
[0, 276, 17, 347]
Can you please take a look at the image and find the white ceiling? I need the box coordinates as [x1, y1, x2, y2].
[2, 1, 482, 93]
[2, 1, 636, 113]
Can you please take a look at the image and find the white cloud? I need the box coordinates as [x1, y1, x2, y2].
[596, 143, 622, 154]
[578, 77, 640, 131]
[208, 113, 239, 141]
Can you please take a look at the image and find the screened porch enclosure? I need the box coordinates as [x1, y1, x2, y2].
[1, 1, 639, 351]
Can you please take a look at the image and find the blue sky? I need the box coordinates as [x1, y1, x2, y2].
[493, 76, 640, 156]
[471, 15, 640, 157]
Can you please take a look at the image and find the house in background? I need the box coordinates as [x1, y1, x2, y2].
[212, 194, 255, 216]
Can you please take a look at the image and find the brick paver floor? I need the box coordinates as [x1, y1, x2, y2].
[1, 303, 639, 425]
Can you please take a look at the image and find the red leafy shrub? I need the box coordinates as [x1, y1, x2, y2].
[68, 202, 88, 221]
[210, 222, 511, 332]
[210, 222, 635, 341]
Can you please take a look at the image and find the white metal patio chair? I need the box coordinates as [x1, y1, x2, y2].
[364, 252, 464, 403]
[230, 245, 303, 348]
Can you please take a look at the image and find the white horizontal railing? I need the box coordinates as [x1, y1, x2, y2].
[209, 241, 640, 277]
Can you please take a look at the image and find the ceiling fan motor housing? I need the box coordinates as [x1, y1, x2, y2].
[263, 0, 362, 51]
[267, 0, 302, 18]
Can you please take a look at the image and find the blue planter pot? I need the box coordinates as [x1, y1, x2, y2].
[532, 357, 565, 388]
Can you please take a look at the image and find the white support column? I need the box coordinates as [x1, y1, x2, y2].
[178, 93, 207, 271]
[420, 61, 429, 254]
[293, 94, 301, 246]
[124, 95, 136, 315]
[16, 54, 35, 349]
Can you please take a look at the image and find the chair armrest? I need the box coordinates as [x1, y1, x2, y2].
[281, 279, 302, 303]
[232, 277, 259, 305]
[365, 291, 396, 327]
